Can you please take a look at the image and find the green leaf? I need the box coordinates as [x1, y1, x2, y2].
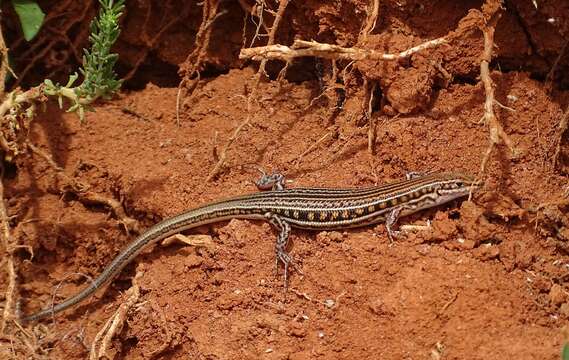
[562, 343, 569, 360]
[12, 0, 45, 41]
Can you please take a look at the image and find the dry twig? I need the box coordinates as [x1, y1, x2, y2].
[477, 1, 514, 175]
[206, 0, 291, 182]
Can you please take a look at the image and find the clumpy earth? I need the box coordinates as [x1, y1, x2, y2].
[2, 0, 569, 359]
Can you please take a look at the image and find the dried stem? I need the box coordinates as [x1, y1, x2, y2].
[477, 1, 513, 174]
[206, 0, 290, 181]
[240, 37, 447, 62]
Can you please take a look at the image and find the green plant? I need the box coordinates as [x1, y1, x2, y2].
[0, 0, 125, 160]
[43, 0, 125, 120]
[563, 343, 569, 360]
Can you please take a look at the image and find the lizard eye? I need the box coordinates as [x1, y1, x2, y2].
[456, 181, 463, 187]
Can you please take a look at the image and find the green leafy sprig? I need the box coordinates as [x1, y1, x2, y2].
[43, 0, 125, 120]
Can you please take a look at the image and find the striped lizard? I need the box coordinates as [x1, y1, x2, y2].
[23, 171, 480, 322]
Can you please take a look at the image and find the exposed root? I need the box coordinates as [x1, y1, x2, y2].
[176, 0, 226, 126]
[294, 131, 334, 167]
[0, 163, 47, 356]
[290, 288, 346, 310]
[359, 0, 380, 41]
[48, 272, 95, 326]
[0, 21, 16, 100]
[206, 118, 251, 182]
[359, 0, 381, 157]
[304, 60, 344, 111]
[477, 0, 514, 175]
[341, 60, 356, 98]
[437, 292, 458, 316]
[239, 37, 448, 62]
[206, 0, 291, 182]
[122, 2, 187, 83]
[544, 38, 568, 93]
[0, 86, 46, 118]
[28, 143, 141, 234]
[0, 321, 50, 358]
[0, 163, 18, 334]
[0, 255, 17, 332]
[399, 223, 432, 233]
[89, 270, 142, 360]
[363, 80, 378, 155]
[553, 106, 569, 169]
[239, 0, 271, 47]
[276, 60, 291, 89]
[493, 99, 515, 112]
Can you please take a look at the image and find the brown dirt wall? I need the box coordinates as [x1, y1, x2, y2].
[2, 0, 569, 359]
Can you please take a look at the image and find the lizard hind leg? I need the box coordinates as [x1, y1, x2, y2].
[265, 212, 297, 288]
[386, 206, 403, 243]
